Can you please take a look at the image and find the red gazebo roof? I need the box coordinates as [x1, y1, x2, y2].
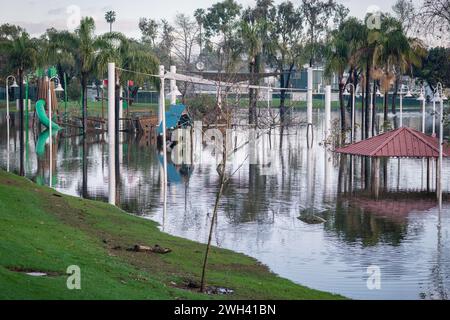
[335, 127, 450, 158]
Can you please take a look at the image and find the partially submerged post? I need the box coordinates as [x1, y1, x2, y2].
[307, 67, 313, 147]
[158, 66, 165, 124]
[108, 63, 116, 205]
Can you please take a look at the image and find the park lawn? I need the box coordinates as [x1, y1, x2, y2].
[0, 98, 422, 118]
[0, 170, 344, 300]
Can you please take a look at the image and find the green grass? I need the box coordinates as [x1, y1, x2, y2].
[1, 97, 423, 119]
[0, 170, 343, 300]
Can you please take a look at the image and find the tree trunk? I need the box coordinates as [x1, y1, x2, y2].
[279, 71, 286, 124]
[200, 157, 227, 292]
[19, 69, 24, 176]
[81, 74, 88, 134]
[383, 91, 388, 126]
[392, 76, 399, 115]
[372, 81, 377, 136]
[339, 78, 346, 142]
[248, 60, 256, 125]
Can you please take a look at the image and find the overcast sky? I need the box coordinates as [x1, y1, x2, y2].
[1, 0, 417, 38]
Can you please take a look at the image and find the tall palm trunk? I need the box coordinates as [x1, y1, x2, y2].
[18, 69, 24, 176]
[81, 74, 88, 133]
[339, 77, 346, 142]
[383, 92, 388, 126]
[248, 59, 257, 125]
[392, 76, 399, 115]
[372, 81, 377, 136]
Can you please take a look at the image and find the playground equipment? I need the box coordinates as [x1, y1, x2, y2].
[36, 129, 58, 157]
[35, 99, 60, 131]
[156, 104, 192, 135]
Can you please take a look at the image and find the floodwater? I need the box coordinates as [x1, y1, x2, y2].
[1, 108, 449, 300]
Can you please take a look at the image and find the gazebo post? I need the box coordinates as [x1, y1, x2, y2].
[427, 158, 430, 192]
[372, 157, 380, 199]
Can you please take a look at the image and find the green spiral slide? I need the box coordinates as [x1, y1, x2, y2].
[36, 99, 61, 131]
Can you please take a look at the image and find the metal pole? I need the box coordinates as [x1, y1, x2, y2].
[307, 67, 313, 125]
[48, 77, 53, 188]
[6, 80, 10, 172]
[432, 96, 436, 136]
[160, 65, 168, 230]
[352, 85, 355, 142]
[438, 95, 443, 206]
[369, 89, 373, 136]
[158, 66, 164, 124]
[64, 73, 68, 119]
[399, 92, 403, 127]
[422, 94, 426, 134]
[108, 63, 116, 205]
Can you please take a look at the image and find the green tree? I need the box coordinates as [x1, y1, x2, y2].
[240, 0, 274, 124]
[266, 1, 304, 124]
[302, 0, 346, 66]
[139, 18, 159, 47]
[105, 11, 117, 33]
[415, 47, 450, 89]
[325, 18, 364, 136]
[48, 17, 123, 132]
[370, 16, 424, 126]
[202, 0, 242, 72]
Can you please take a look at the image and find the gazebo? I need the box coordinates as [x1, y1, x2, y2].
[335, 127, 449, 198]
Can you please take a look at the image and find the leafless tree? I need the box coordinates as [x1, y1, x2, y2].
[172, 14, 200, 100]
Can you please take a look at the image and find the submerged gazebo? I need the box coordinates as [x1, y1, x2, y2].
[335, 127, 450, 198]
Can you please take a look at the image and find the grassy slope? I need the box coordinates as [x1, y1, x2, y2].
[0, 170, 343, 300]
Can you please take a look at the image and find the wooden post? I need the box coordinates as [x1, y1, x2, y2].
[373, 157, 380, 199]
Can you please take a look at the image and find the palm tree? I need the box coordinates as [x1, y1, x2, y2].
[105, 11, 117, 33]
[4, 32, 38, 176]
[240, 2, 270, 125]
[47, 17, 124, 132]
[370, 17, 418, 127]
[325, 17, 365, 139]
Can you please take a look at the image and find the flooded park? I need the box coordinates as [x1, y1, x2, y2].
[1, 106, 449, 300]
[2, 0, 450, 306]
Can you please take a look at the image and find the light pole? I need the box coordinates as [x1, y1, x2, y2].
[5, 75, 19, 172]
[47, 76, 64, 188]
[431, 87, 440, 136]
[435, 83, 447, 206]
[416, 82, 426, 133]
[398, 85, 412, 128]
[344, 83, 356, 142]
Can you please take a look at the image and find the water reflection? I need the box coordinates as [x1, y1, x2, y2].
[1, 110, 449, 300]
